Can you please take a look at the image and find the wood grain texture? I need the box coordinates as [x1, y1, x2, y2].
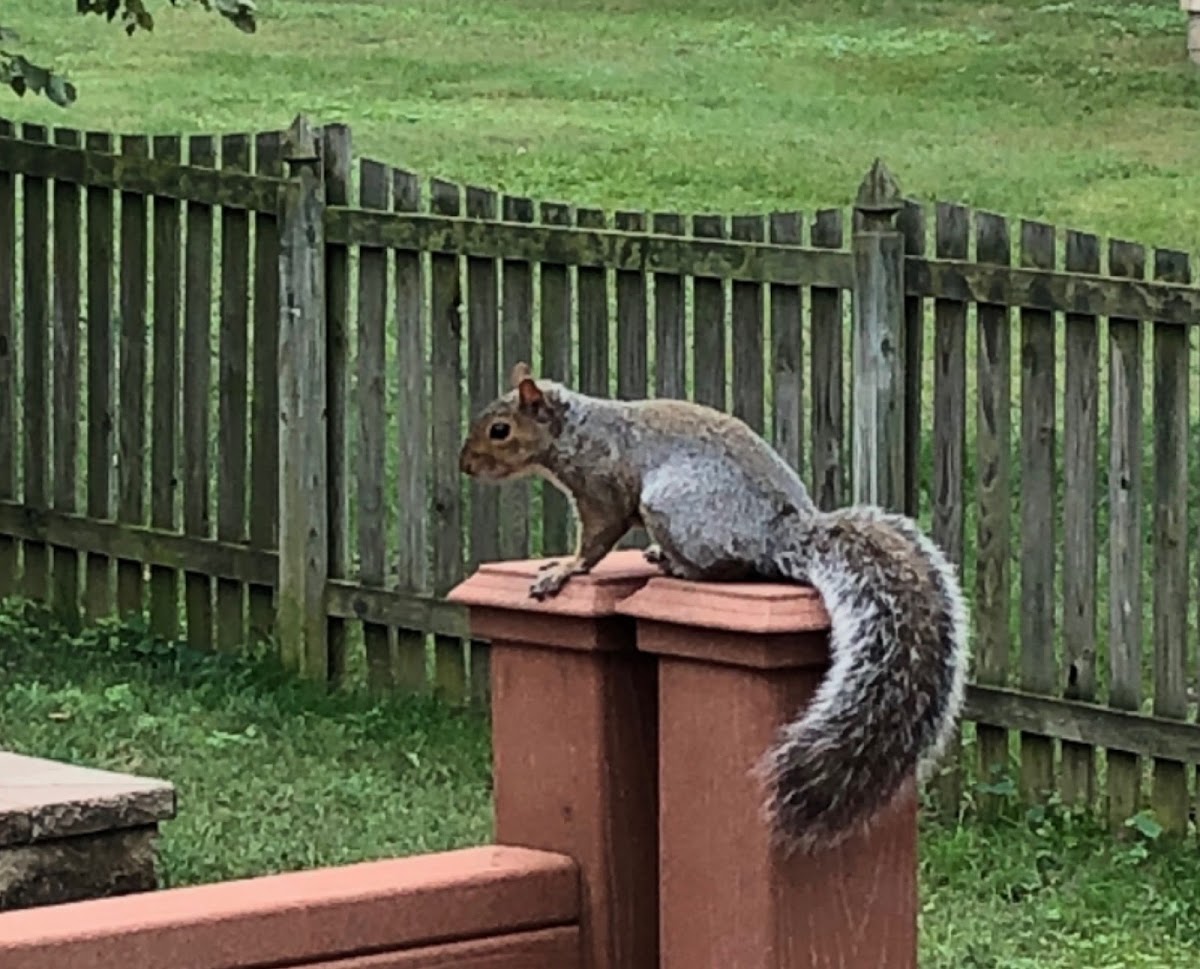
[393, 168, 430, 693]
[652, 213, 686, 400]
[576, 208, 609, 398]
[615, 211, 648, 402]
[973, 211, 1013, 812]
[115, 134, 150, 616]
[691, 214, 726, 413]
[182, 134, 215, 654]
[929, 202, 967, 813]
[898, 201, 925, 519]
[216, 133, 252, 653]
[808, 209, 845, 510]
[358, 160, 392, 694]
[538, 201, 573, 557]
[247, 130, 282, 644]
[149, 134, 182, 638]
[731, 215, 765, 432]
[22, 124, 51, 601]
[51, 127, 82, 627]
[499, 195, 534, 561]
[1104, 239, 1145, 831]
[769, 211, 803, 475]
[322, 124, 352, 684]
[1150, 247, 1191, 835]
[1017, 219, 1058, 803]
[84, 130, 115, 618]
[1060, 229, 1100, 810]
[429, 178, 466, 703]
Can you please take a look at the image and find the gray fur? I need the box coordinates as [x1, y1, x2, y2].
[464, 379, 971, 854]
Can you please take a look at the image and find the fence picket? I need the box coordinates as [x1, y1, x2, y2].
[116, 134, 149, 617]
[499, 195, 534, 561]
[1151, 247, 1192, 835]
[429, 178, 467, 703]
[615, 211, 648, 402]
[52, 127, 82, 627]
[393, 168, 430, 693]
[899, 202, 925, 518]
[357, 159, 391, 693]
[22, 123, 51, 601]
[691, 214, 726, 412]
[216, 133, 252, 653]
[974, 211, 1013, 814]
[653, 213, 686, 400]
[247, 131, 282, 644]
[1061, 229, 1100, 810]
[731, 215, 765, 431]
[1105, 239, 1145, 831]
[809, 209, 845, 510]
[769, 211, 803, 475]
[182, 134, 216, 654]
[538, 202, 572, 557]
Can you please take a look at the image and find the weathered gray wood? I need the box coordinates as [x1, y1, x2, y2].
[0, 501, 467, 641]
[322, 124, 352, 685]
[51, 128, 82, 628]
[964, 684, 1200, 766]
[276, 116, 330, 681]
[653, 213, 686, 400]
[0, 119, 14, 598]
[538, 202, 573, 557]
[0, 134, 287, 212]
[1105, 240, 1145, 831]
[731, 215, 766, 432]
[149, 135, 182, 638]
[499, 195, 534, 561]
[1151, 247, 1191, 836]
[466, 185, 500, 574]
[115, 134, 149, 616]
[615, 211, 648, 402]
[809, 209, 845, 511]
[1061, 229, 1100, 810]
[326, 207, 855, 291]
[973, 211, 1013, 813]
[905, 252, 1200, 326]
[851, 162, 906, 511]
[393, 168, 430, 694]
[182, 134, 216, 654]
[247, 130, 283, 644]
[897, 201, 925, 519]
[691, 214, 726, 412]
[577, 208, 609, 398]
[1018, 219, 1057, 804]
[769, 212, 803, 474]
[357, 159, 392, 694]
[84, 131, 115, 619]
[929, 202, 967, 813]
[215, 133, 252, 654]
[429, 178, 467, 704]
[22, 124, 51, 601]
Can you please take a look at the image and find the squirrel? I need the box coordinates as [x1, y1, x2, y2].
[458, 362, 970, 855]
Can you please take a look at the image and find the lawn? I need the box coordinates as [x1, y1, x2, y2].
[1, 0, 1198, 253]
[3, 599, 1200, 969]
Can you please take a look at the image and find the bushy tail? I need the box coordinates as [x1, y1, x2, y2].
[758, 505, 969, 854]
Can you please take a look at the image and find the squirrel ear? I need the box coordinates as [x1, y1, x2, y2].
[516, 376, 544, 411]
[510, 361, 533, 389]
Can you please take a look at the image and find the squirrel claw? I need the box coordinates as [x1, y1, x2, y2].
[529, 560, 582, 600]
[536, 559, 559, 573]
[642, 543, 667, 566]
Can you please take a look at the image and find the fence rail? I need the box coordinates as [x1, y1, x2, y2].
[2, 113, 1200, 835]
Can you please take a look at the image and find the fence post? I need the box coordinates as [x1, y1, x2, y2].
[851, 159, 907, 511]
[277, 114, 330, 680]
[447, 551, 661, 969]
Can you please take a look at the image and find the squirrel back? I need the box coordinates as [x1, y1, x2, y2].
[460, 364, 970, 854]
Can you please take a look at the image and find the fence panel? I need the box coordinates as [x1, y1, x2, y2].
[0, 118, 15, 599]
[769, 211, 803, 476]
[809, 208, 845, 511]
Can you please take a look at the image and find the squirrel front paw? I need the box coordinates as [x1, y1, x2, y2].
[529, 560, 582, 600]
[642, 543, 667, 566]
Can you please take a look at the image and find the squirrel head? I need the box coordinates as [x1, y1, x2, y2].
[459, 362, 566, 481]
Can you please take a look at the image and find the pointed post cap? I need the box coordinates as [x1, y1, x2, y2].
[854, 158, 903, 219]
[283, 114, 321, 164]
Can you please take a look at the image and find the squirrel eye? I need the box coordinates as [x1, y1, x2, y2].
[488, 422, 510, 441]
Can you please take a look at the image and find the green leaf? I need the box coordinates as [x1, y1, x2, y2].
[1124, 810, 1163, 841]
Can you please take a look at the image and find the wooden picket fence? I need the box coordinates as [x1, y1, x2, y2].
[2, 113, 1200, 834]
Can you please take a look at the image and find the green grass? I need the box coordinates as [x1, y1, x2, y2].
[3, 600, 1200, 968]
[2, 0, 1199, 251]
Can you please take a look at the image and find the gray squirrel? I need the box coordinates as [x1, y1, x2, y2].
[458, 362, 970, 855]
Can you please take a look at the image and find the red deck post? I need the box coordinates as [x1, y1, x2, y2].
[617, 577, 919, 969]
[447, 549, 661, 969]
